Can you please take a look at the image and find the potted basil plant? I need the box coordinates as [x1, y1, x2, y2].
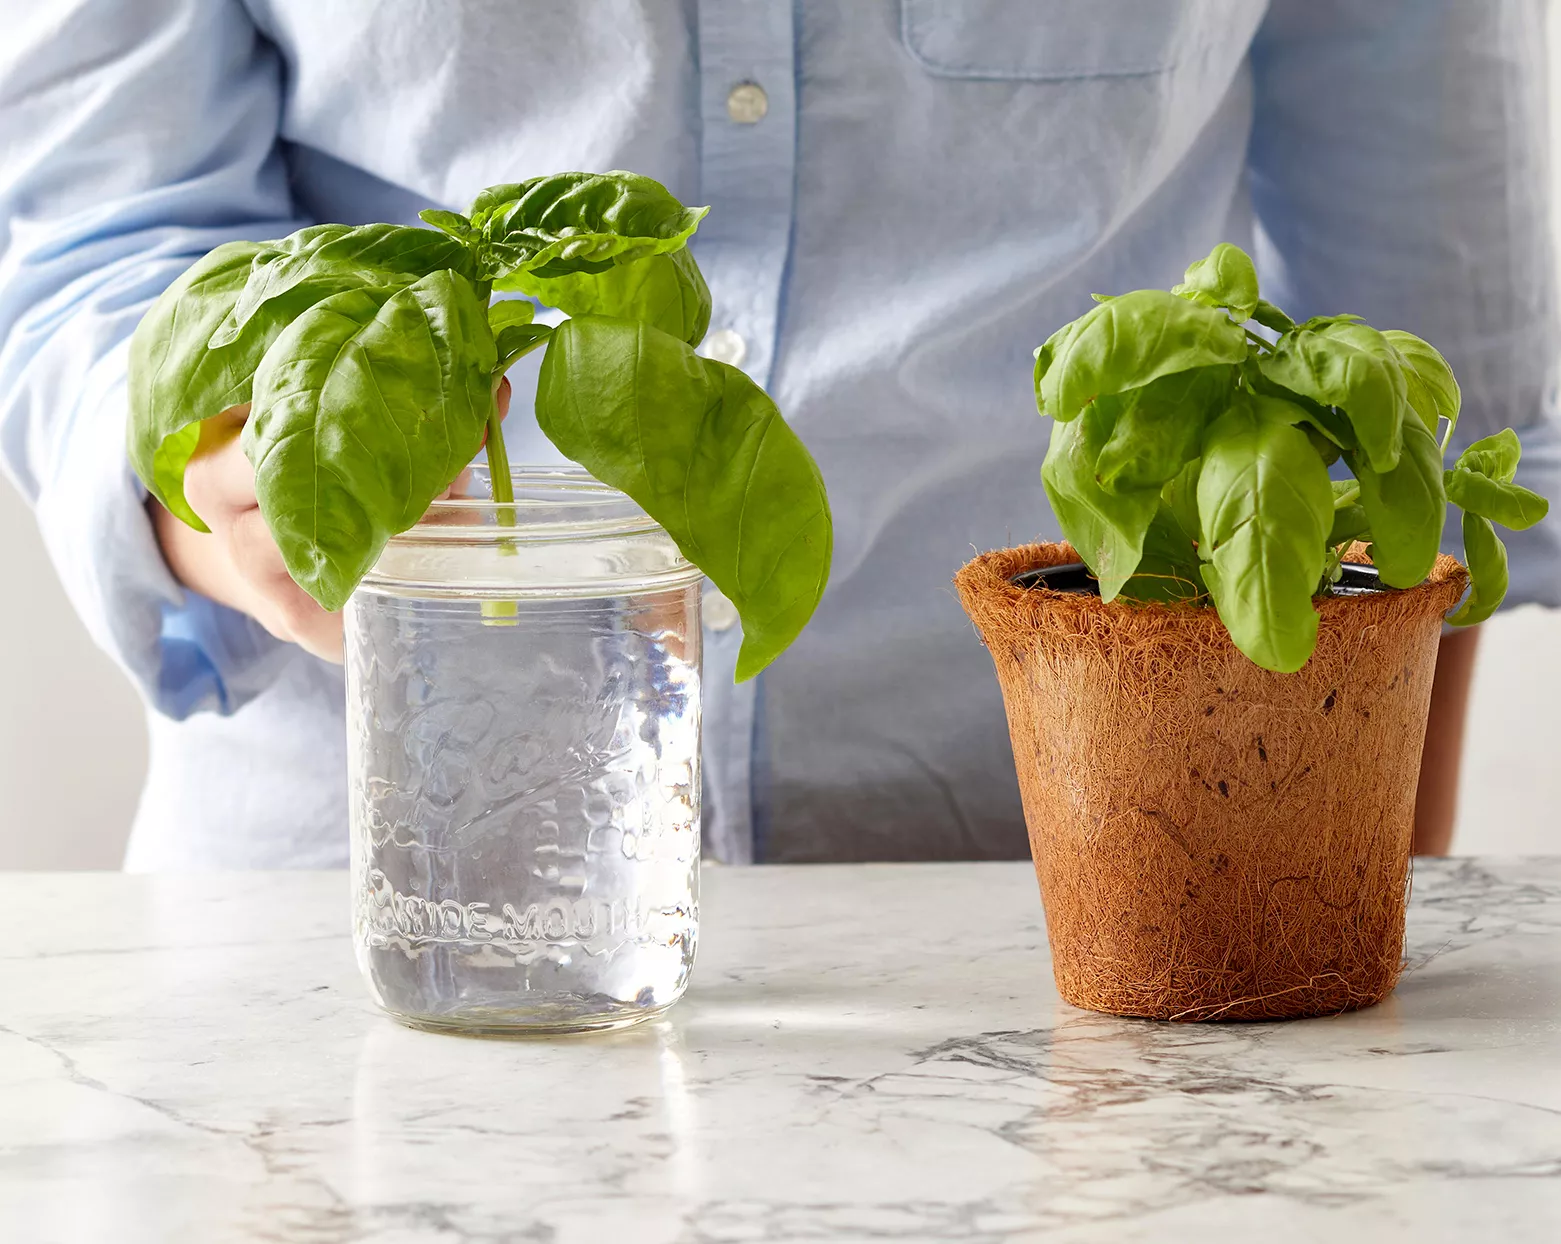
[956, 243, 1545, 1022]
[128, 171, 832, 1034]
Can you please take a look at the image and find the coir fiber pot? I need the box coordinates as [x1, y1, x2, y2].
[955, 542, 1468, 1022]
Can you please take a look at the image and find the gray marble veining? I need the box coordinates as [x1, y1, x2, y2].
[2, 858, 1558, 1242]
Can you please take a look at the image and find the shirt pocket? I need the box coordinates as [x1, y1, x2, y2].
[900, 0, 1196, 81]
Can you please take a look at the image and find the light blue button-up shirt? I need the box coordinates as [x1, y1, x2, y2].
[3, 1, 1558, 868]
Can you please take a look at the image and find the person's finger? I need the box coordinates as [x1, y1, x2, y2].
[292, 615, 346, 664]
[267, 588, 344, 664]
[227, 507, 291, 588]
[184, 410, 258, 524]
[479, 376, 512, 448]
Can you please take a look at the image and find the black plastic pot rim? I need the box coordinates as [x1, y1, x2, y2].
[1011, 561, 1390, 599]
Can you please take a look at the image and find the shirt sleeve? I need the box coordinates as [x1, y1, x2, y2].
[1249, 0, 1561, 609]
[0, 0, 312, 717]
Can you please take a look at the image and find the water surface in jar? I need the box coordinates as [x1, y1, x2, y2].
[346, 584, 701, 1033]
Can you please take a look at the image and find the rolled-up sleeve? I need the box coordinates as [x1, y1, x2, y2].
[0, 0, 311, 716]
[1249, 0, 1561, 608]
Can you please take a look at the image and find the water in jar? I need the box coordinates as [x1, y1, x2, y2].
[346, 584, 701, 1033]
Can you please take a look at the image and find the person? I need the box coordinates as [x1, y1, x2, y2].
[1, 1, 1555, 869]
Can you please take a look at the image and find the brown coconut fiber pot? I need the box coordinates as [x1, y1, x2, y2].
[955, 542, 1468, 1022]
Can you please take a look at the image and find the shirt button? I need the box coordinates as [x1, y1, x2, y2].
[704, 589, 740, 633]
[703, 328, 747, 367]
[726, 83, 769, 125]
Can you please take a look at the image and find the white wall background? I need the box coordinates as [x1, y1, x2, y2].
[0, 484, 146, 867]
[3, 21, 1561, 868]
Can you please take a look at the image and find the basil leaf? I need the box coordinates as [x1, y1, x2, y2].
[494, 324, 554, 371]
[1246, 390, 1346, 470]
[515, 247, 711, 346]
[1119, 503, 1206, 603]
[1094, 365, 1235, 493]
[1260, 320, 1408, 472]
[469, 171, 708, 284]
[1445, 469, 1548, 531]
[1040, 401, 1161, 601]
[1448, 511, 1508, 626]
[487, 300, 553, 369]
[488, 300, 535, 333]
[1162, 456, 1203, 550]
[1328, 503, 1371, 547]
[245, 271, 496, 610]
[1197, 402, 1333, 672]
[1244, 360, 1357, 452]
[1032, 320, 1078, 417]
[1346, 419, 1445, 589]
[535, 316, 831, 681]
[1171, 242, 1259, 322]
[1250, 299, 1295, 334]
[211, 223, 471, 348]
[1383, 329, 1459, 438]
[1454, 428, 1522, 483]
[1444, 427, 1548, 534]
[1326, 479, 1370, 545]
[1038, 289, 1249, 423]
[128, 241, 272, 530]
[418, 209, 475, 243]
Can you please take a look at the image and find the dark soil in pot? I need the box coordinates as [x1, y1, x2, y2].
[955, 542, 1468, 1022]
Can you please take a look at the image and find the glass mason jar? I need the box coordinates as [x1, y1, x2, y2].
[345, 467, 702, 1034]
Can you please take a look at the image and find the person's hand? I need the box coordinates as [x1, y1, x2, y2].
[151, 378, 511, 663]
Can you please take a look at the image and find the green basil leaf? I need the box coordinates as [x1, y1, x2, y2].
[128, 241, 272, 530]
[1328, 504, 1371, 547]
[469, 171, 708, 284]
[212, 223, 471, 348]
[1448, 511, 1508, 626]
[1171, 242, 1259, 321]
[1347, 418, 1445, 588]
[514, 247, 711, 346]
[488, 298, 549, 367]
[1250, 299, 1295, 334]
[1328, 479, 1371, 545]
[1162, 456, 1203, 549]
[488, 300, 535, 333]
[245, 270, 496, 610]
[1453, 428, 1522, 484]
[535, 316, 831, 681]
[1300, 313, 1365, 329]
[1032, 320, 1078, 417]
[1040, 402, 1161, 601]
[1244, 391, 1343, 468]
[1197, 402, 1333, 672]
[1038, 289, 1249, 423]
[494, 323, 554, 371]
[1383, 329, 1459, 438]
[1260, 320, 1407, 472]
[1119, 503, 1206, 603]
[1445, 468, 1549, 531]
[1300, 423, 1342, 466]
[1094, 365, 1235, 493]
[418, 209, 475, 243]
[1244, 361, 1357, 452]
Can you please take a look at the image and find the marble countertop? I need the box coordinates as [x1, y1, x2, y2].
[3, 859, 1559, 1243]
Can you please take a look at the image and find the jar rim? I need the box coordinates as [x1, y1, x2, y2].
[402, 465, 664, 545]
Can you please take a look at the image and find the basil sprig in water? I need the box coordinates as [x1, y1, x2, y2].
[129, 172, 831, 681]
[1035, 243, 1547, 672]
